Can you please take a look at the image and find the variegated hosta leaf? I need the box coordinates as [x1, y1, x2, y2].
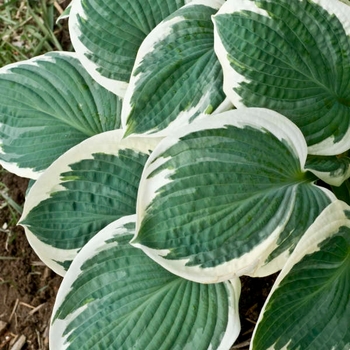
[51, 215, 241, 350]
[69, 0, 188, 97]
[19, 130, 161, 276]
[213, 0, 350, 156]
[332, 179, 350, 205]
[251, 200, 350, 350]
[122, 0, 228, 137]
[0, 52, 122, 179]
[56, 2, 72, 22]
[132, 108, 335, 283]
[305, 154, 350, 186]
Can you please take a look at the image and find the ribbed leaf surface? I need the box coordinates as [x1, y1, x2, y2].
[69, 0, 187, 96]
[305, 154, 350, 186]
[0, 52, 121, 179]
[252, 200, 350, 350]
[51, 216, 241, 350]
[213, 0, 350, 155]
[332, 179, 350, 205]
[20, 131, 159, 275]
[122, 1, 226, 136]
[133, 109, 335, 283]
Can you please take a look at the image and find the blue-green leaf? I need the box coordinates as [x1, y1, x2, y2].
[132, 108, 335, 283]
[0, 52, 122, 179]
[305, 154, 350, 186]
[69, 0, 189, 96]
[252, 200, 350, 350]
[51, 215, 241, 350]
[332, 179, 350, 205]
[20, 130, 160, 275]
[213, 0, 350, 155]
[122, 0, 228, 137]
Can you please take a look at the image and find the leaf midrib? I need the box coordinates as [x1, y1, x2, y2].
[223, 12, 349, 103]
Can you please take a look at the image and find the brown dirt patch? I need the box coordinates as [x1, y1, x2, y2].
[0, 169, 62, 350]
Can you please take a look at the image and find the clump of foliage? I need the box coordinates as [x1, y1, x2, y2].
[0, 0, 349, 349]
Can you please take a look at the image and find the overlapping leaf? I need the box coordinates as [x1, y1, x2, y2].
[305, 154, 350, 186]
[132, 109, 335, 283]
[0, 52, 122, 179]
[51, 215, 241, 350]
[332, 179, 350, 205]
[122, 0, 228, 136]
[252, 200, 350, 350]
[69, 0, 188, 96]
[20, 130, 160, 275]
[213, 0, 350, 155]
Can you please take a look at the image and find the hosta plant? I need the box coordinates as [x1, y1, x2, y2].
[0, 0, 350, 349]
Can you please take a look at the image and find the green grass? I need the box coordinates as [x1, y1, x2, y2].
[0, 167, 23, 226]
[0, 0, 70, 67]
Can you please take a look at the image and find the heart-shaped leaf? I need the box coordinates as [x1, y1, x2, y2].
[122, 0, 228, 137]
[69, 0, 188, 96]
[51, 215, 241, 350]
[132, 108, 335, 283]
[20, 130, 160, 275]
[252, 200, 350, 350]
[0, 52, 122, 179]
[213, 0, 350, 155]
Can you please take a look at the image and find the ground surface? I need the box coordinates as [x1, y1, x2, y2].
[0, 169, 62, 350]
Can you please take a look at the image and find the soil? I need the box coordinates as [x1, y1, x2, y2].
[234, 274, 278, 349]
[0, 169, 62, 350]
[0, 168, 278, 350]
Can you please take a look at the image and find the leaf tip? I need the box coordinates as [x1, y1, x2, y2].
[129, 236, 139, 246]
[123, 124, 135, 139]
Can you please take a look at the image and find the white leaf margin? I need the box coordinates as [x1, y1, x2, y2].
[50, 215, 136, 350]
[250, 199, 350, 349]
[19, 130, 162, 276]
[121, 0, 227, 137]
[307, 164, 350, 187]
[213, 0, 350, 107]
[56, 1, 73, 22]
[0, 52, 79, 180]
[212, 0, 272, 111]
[132, 108, 332, 283]
[69, 0, 129, 97]
[50, 214, 242, 350]
[212, 0, 350, 156]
